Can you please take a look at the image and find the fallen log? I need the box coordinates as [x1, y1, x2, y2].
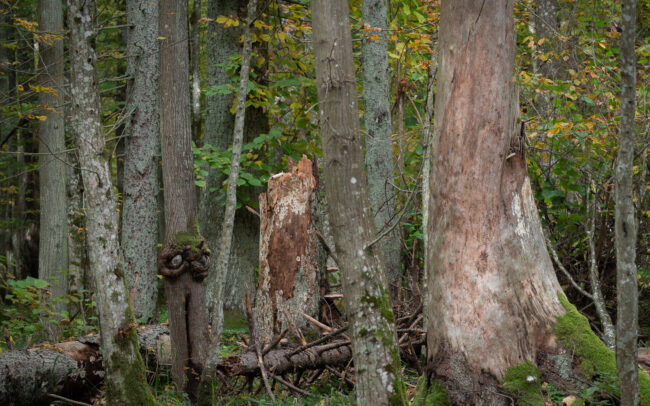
[217, 340, 353, 377]
[0, 324, 170, 406]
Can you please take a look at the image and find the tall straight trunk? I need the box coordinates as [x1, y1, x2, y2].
[533, 0, 558, 117]
[123, 0, 160, 322]
[158, 0, 210, 400]
[191, 0, 202, 140]
[425, 1, 566, 402]
[205, 0, 256, 369]
[202, 0, 261, 322]
[616, 0, 639, 404]
[37, 0, 68, 340]
[312, 1, 405, 404]
[361, 0, 400, 296]
[66, 0, 155, 403]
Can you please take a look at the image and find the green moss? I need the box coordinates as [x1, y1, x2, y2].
[555, 293, 650, 405]
[196, 375, 219, 406]
[412, 376, 450, 406]
[171, 218, 203, 252]
[106, 314, 157, 405]
[501, 360, 543, 406]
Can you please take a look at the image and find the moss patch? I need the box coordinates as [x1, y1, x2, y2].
[171, 218, 203, 252]
[412, 376, 450, 406]
[106, 316, 157, 405]
[555, 293, 650, 405]
[502, 360, 543, 406]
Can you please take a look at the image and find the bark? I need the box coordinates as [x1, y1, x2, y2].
[159, 0, 210, 399]
[123, 0, 160, 322]
[421, 51, 437, 310]
[424, 1, 565, 403]
[66, 161, 88, 318]
[202, 0, 262, 321]
[312, 1, 405, 404]
[616, 0, 639, 404]
[37, 0, 68, 340]
[0, 325, 169, 406]
[191, 0, 202, 140]
[253, 156, 321, 346]
[361, 0, 400, 295]
[218, 341, 352, 377]
[67, 0, 155, 404]
[204, 0, 257, 373]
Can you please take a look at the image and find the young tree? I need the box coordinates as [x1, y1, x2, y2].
[122, 0, 160, 322]
[158, 0, 210, 399]
[66, 0, 155, 403]
[202, 0, 261, 322]
[37, 0, 68, 340]
[616, 0, 639, 403]
[361, 0, 401, 297]
[424, 0, 567, 402]
[312, 0, 405, 404]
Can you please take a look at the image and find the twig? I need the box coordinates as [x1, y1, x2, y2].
[282, 308, 306, 345]
[316, 340, 351, 355]
[47, 394, 92, 406]
[299, 311, 334, 333]
[262, 329, 287, 356]
[545, 236, 593, 299]
[399, 314, 423, 344]
[314, 229, 341, 268]
[288, 324, 349, 357]
[326, 365, 355, 386]
[267, 371, 311, 396]
[256, 346, 275, 401]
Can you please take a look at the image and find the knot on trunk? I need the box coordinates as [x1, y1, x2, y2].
[157, 238, 210, 281]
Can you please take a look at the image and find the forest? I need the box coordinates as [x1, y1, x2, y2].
[0, 0, 649, 405]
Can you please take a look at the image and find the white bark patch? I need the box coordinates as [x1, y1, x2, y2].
[350, 177, 357, 184]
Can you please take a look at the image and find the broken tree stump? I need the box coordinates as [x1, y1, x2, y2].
[253, 156, 323, 347]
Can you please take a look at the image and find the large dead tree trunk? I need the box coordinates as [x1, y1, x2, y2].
[424, 1, 566, 403]
[253, 156, 321, 346]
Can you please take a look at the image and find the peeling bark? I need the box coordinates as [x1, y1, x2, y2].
[425, 1, 565, 403]
[253, 156, 320, 346]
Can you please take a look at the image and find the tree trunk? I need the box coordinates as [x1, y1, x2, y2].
[191, 0, 202, 140]
[312, 1, 405, 404]
[202, 0, 262, 322]
[0, 325, 169, 406]
[204, 0, 257, 374]
[361, 0, 400, 297]
[37, 0, 68, 340]
[424, 1, 566, 403]
[67, 0, 155, 403]
[158, 0, 210, 400]
[616, 0, 639, 404]
[253, 156, 321, 346]
[123, 0, 161, 323]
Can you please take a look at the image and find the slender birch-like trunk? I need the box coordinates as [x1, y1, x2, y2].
[616, 0, 639, 403]
[67, 0, 155, 403]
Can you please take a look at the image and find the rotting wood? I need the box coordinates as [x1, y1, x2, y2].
[254, 155, 321, 346]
